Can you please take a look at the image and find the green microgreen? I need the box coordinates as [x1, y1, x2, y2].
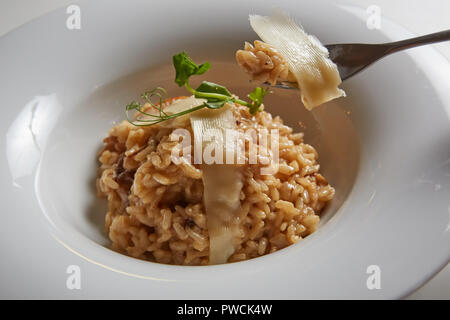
[127, 52, 270, 126]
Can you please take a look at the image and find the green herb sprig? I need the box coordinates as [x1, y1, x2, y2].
[127, 52, 269, 126]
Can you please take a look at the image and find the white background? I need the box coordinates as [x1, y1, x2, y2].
[0, 0, 448, 299]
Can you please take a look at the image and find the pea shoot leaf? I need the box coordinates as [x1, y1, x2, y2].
[173, 52, 211, 86]
[195, 81, 232, 97]
[203, 100, 229, 109]
[248, 87, 270, 114]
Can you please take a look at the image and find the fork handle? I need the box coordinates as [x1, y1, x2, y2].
[386, 29, 450, 54]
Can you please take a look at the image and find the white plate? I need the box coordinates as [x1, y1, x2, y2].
[0, 0, 449, 299]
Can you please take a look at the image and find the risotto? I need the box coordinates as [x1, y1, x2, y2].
[96, 10, 343, 265]
[236, 40, 295, 86]
[96, 98, 335, 265]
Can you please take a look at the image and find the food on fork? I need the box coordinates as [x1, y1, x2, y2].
[236, 10, 345, 110]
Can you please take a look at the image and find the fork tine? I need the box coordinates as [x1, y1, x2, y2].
[263, 81, 298, 90]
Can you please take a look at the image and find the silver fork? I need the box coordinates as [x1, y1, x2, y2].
[271, 29, 450, 89]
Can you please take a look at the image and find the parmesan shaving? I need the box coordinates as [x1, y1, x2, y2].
[157, 96, 207, 127]
[190, 104, 243, 264]
[163, 96, 207, 115]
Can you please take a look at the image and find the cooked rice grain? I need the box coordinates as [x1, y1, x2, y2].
[236, 40, 296, 85]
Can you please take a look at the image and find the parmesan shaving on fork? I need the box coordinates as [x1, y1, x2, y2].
[249, 10, 345, 110]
